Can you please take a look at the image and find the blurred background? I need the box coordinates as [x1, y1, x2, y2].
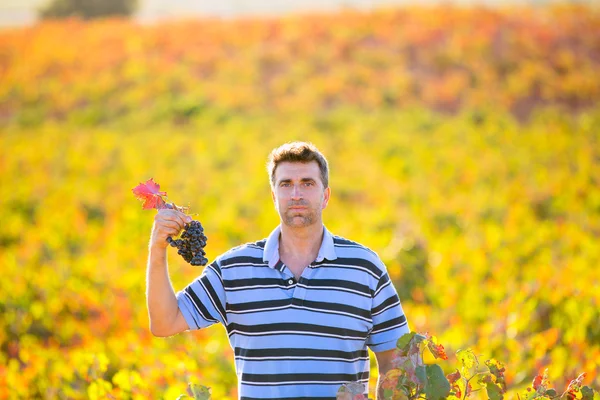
[1, 0, 599, 398]
[0, 0, 598, 26]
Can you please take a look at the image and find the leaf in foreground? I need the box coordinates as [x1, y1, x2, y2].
[416, 364, 451, 400]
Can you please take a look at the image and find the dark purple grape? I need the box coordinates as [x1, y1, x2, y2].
[166, 218, 208, 266]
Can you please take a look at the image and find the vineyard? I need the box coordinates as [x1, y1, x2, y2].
[1, 3, 600, 399]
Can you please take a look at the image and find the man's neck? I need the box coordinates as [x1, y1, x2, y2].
[278, 223, 324, 276]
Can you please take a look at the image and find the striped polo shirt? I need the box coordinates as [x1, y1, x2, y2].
[176, 225, 409, 399]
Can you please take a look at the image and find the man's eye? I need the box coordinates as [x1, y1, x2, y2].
[281, 183, 290, 187]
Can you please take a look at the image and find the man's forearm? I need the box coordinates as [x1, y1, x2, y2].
[376, 375, 384, 400]
[146, 245, 180, 336]
[374, 348, 396, 400]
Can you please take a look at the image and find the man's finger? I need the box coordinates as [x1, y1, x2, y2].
[163, 227, 180, 237]
[156, 209, 191, 226]
[158, 220, 183, 231]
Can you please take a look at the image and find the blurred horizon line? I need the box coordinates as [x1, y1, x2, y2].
[0, 0, 596, 28]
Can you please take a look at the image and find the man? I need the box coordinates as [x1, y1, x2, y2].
[146, 141, 409, 399]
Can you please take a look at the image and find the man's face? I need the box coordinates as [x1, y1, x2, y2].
[271, 161, 330, 228]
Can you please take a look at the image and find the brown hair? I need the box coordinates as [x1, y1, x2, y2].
[267, 141, 329, 188]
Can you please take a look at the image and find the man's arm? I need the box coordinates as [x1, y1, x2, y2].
[374, 348, 397, 400]
[146, 209, 191, 337]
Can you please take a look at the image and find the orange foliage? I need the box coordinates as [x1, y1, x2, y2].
[1, 5, 600, 399]
[1, 5, 599, 127]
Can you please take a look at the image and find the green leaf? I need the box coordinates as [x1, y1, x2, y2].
[418, 364, 451, 400]
[397, 332, 416, 351]
[414, 333, 427, 345]
[456, 349, 478, 371]
[582, 386, 595, 400]
[186, 383, 211, 400]
[485, 382, 504, 400]
[545, 389, 557, 397]
[398, 372, 417, 392]
[383, 388, 394, 399]
[416, 365, 427, 386]
[521, 388, 539, 400]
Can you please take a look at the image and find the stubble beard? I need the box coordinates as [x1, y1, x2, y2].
[281, 201, 320, 228]
[283, 211, 315, 227]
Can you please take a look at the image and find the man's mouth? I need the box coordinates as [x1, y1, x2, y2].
[288, 201, 308, 209]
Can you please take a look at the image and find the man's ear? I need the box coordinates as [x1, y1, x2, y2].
[322, 187, 331, 209]
[271, 189, 276, 203]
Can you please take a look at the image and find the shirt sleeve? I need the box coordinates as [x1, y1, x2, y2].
[366, 271, 410, 353]
[176, 259, 227, 330]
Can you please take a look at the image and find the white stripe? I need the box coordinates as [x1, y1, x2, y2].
[228, 329, 365, 340]
[371, 320, 408, 335]
[244, 244, 265, 250]
[227, 303, 371, 323]
[374, 278, 391, 297]
[333, 243, 363, 249]
[290, 304, 372, 323]
[207, 263, 224, 286]
[235, 355, 370, 362]
[198, 278, 226, 323]
[221, 262, 268, 269]
[228, 304, 291, 314]
[333, 242, 377, 256]
[184, 291, 218, 324]
[225, 284, 293, 292]
[299, 283, 370, 298]
[241, 380, 364, 386]
[372, 300, 400, 317]
[317, 262, 379, 279]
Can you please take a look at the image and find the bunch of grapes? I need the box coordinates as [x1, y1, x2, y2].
[133, 178, 210, 267]
[166, 220, 208, 266]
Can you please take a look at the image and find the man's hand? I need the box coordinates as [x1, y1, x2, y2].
[150, 209, 191, 250]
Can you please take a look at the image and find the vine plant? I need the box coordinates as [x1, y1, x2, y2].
[177, 332, 599, 400]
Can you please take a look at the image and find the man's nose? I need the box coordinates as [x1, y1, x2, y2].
[291, 185, 303, 199]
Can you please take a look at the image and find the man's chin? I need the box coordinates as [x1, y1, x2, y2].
[283, 215, 313, 228]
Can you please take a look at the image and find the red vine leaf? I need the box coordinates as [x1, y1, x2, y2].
[447, 370, 461, 384]
[132, 178, 167, 210]
[425, 334, 448, 360]
[428, 341, 448, 360]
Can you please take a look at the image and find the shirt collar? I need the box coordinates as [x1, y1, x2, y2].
[263, 225, 337, 268]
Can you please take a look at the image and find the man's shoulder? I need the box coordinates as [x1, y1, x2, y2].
[330, 234, 386, 273]
[217, 238, 267, 265]
[331, 234, 378, 257]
